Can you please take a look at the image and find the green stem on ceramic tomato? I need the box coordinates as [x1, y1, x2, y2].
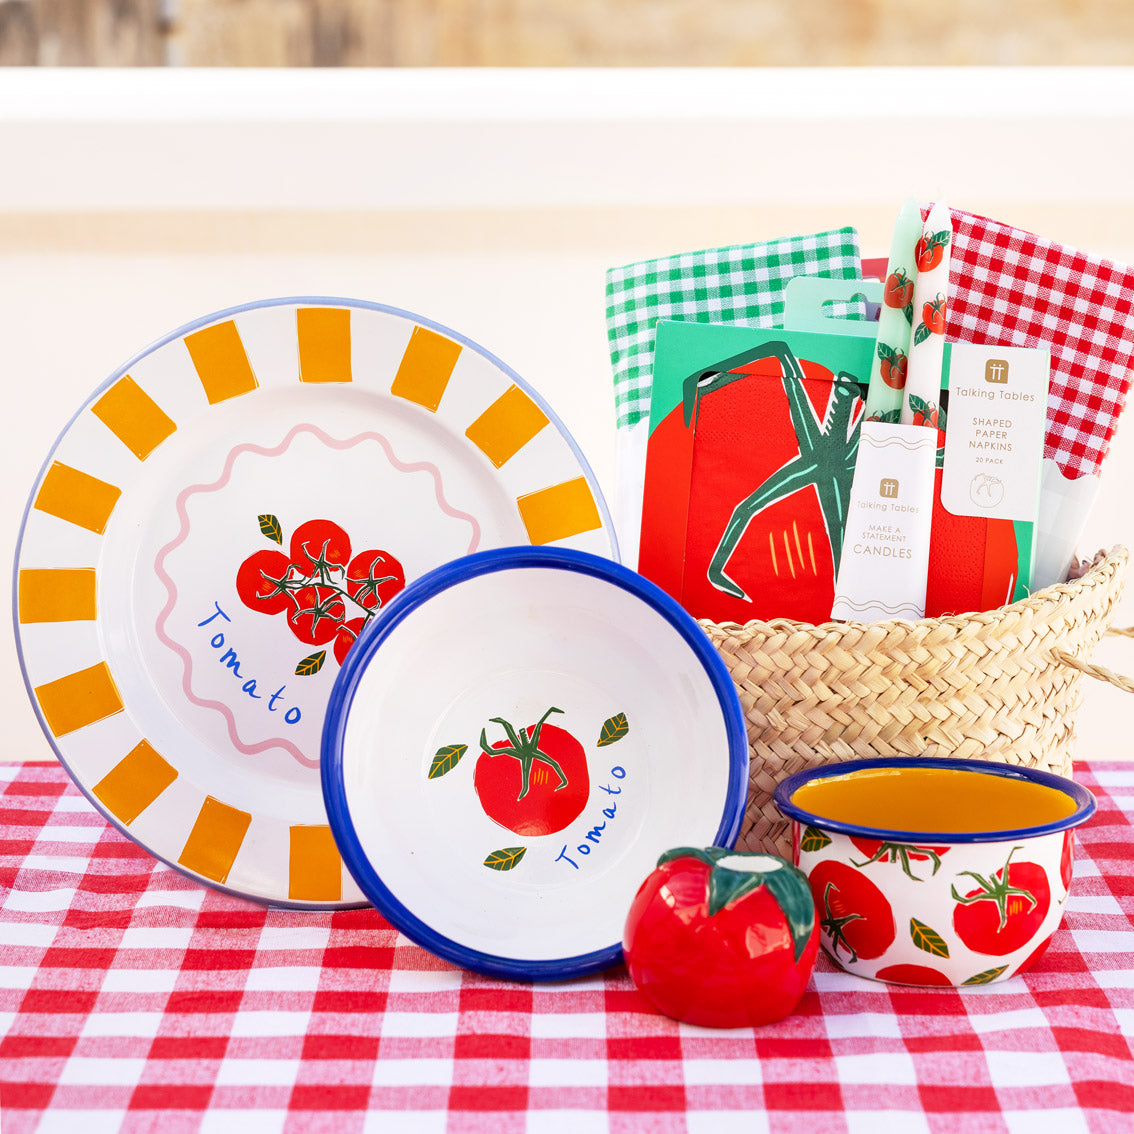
[950, 846, 1037, 932]
[657, 846, 816, 963]
[478, 707, 569, 802]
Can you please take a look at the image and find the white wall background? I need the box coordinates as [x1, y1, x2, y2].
[3, 67, 1133, 762]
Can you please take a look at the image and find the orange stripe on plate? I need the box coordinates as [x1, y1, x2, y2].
[465, 385, 549, 469]
[297, 307, 352, 384]
[34, 661, 123, 738]
[289, 826, 342, 902]
[33, 462, 121, 535]
[178, 797, 251, 884]
[91, 375, 177, 460]
[93, 739, 178, 825]
[390, 325, 462, 412]
[516, 477, 602, 546]
[18, 568, 97, 623]
[184, 320, 258, 404]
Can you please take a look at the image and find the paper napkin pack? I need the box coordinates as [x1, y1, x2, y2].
[941, 208, 1134, 586]
[637, 284, 1046, 624]
[637, 319, 874, 625]
[604, 228, 864, 567]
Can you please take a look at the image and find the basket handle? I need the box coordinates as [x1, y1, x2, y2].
[1052, 626, 1134, 693]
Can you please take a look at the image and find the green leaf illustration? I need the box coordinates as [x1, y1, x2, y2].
[914, 322, 931, 347]
[910, 917, 950, 958]
[963, 965, 1008, 985]
[800, 825, 833, 853]
[295, 650, 326, 676]
[877, 341, 896, 363]
[596, 713, 629, 747]
[903, 300, 914, 326]
[259, 513, 284, 544]
[484, 846, 526, 871]
[428, 744, 468, 780]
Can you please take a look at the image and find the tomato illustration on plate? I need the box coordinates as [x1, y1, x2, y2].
[235, 513, 405, 676]
[809, 859, 896, 963]
[473, 707, 591, 837]
[951, 847, 1051, 956]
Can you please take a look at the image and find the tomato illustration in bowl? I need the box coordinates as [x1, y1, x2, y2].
[473, 708, 590, 837]
[623, 847, 819, 1028]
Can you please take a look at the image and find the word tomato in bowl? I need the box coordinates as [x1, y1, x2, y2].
[623, 847, 818, 1028]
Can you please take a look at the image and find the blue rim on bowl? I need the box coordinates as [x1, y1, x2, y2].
[321, 545, 749, 981]
[774, 756, 1096, 845]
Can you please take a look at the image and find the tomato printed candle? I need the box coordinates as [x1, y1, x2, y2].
[774, 757, 1095, 987]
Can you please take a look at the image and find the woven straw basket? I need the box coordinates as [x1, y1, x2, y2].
[700, 546, 1131, 857]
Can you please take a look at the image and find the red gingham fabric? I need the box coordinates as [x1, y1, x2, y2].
[943, 207, 1134, 480]
[2, 760, 1133, 1133]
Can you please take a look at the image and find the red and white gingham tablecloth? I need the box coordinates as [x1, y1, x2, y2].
[1, 760, 1133, 1133]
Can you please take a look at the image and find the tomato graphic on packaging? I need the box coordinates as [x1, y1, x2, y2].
[640, 341, 865, 625]
[951, 847, 1051, 956]
[809, 859, 896, 963]
[473, 707, 590, 837]
[235, 513, 405, 676]
[623, 847, 820, 1028]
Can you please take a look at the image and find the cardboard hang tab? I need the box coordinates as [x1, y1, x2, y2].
[782, 276, 882, 339]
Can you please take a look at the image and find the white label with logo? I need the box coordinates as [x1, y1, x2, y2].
[941, 343, 1049, 522]
[831, 421, 938, 622]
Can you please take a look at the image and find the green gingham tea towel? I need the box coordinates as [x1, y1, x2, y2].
[605, 227, 863, 564]
[605, 227, 863, 431]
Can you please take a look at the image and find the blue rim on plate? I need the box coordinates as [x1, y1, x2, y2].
[321, 546, 749, 981]
[13, 296, 618, 909]
[774, 756, 1097, 845]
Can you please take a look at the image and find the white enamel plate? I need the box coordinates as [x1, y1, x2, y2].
[322, 548, 748, 979]
[15, 298, 616, 907]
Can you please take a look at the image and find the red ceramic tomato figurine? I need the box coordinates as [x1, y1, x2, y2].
[623, 847, 819, 1028]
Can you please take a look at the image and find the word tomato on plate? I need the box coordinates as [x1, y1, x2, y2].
[623, 847, 819, 1028]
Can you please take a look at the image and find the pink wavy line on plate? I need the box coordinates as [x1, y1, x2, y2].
[153, 423, 482, 769]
